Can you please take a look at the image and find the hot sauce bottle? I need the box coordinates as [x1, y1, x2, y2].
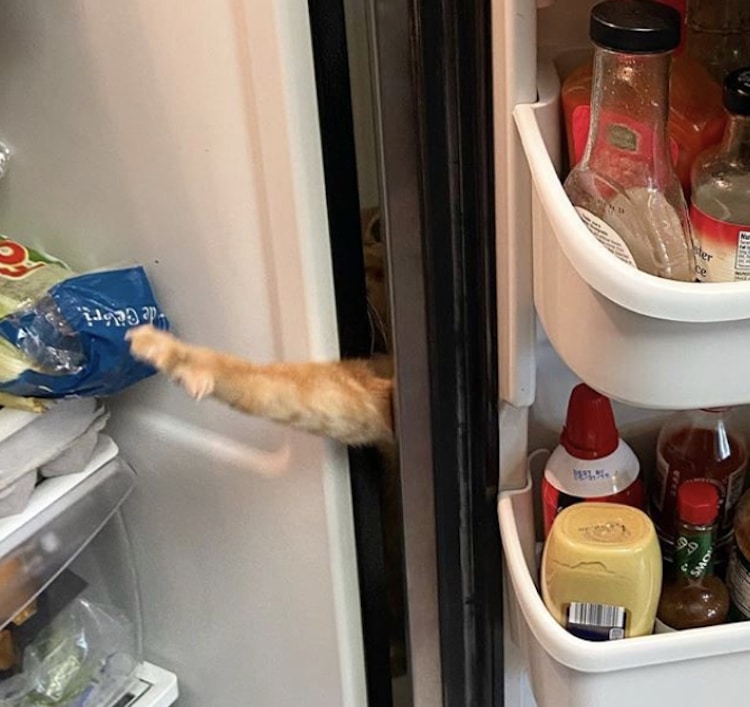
[650, 407, 748, 570]
[561, 0, 726, 196]
[656, 480, 729, 631]
[690, 68, 750, 282]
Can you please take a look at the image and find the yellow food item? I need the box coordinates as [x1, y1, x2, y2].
[541, 502, 662, 638]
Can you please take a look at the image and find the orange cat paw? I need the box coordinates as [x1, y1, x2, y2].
[126, 324, 185, 374]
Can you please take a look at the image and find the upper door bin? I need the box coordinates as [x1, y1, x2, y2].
[513, 57, 750, 411]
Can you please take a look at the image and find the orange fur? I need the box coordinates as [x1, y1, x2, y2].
[126, 325, 394, 447]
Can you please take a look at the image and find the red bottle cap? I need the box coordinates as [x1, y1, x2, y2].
[560, 384, 619, 460]
[677, 481, 719, 526]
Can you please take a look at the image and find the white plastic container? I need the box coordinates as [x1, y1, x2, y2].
[499, 454, 750, 707]
[512, 57, 750, 411]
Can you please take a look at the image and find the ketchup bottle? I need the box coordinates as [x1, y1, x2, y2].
[542, 383, 645, 537]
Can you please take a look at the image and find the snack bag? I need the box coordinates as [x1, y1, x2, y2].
[0, 234, 168, 404]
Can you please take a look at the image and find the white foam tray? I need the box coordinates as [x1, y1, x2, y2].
[498, 461, 750, 707]
[513, 58, 750, 410]
[118, 661, 179, 707]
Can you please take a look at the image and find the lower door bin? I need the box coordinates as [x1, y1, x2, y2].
[498, 464, 750, 707]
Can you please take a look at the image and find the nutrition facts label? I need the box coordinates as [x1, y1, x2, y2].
[735, 230, 750, 277]
[690, 203, 750, 281]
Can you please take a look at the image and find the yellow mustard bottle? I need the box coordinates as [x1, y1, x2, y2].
[541, 502, 662, 639]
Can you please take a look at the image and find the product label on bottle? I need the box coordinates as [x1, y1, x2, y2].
[689, 203, 750, 282]
[570, 105, 679, 168]
[574, 207, 637, 267]
[652, 447, 747, 561]
[675, 530, 714, 580]
[727, 546, 750, 619]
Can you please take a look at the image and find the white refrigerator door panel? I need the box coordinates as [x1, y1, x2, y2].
[0, 2, 365, 706]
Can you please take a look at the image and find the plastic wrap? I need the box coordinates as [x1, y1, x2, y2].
[0, 598, 137, 706]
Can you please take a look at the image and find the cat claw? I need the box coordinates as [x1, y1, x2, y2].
[172, 367, 215, 400]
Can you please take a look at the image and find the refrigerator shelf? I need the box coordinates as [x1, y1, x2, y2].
[513, 57, 750, 410]
[498, 461, 750, 707]
[0, 435, 135, 629]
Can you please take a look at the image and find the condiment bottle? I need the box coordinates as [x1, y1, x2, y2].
[650, 407, 748, 569]
[542, 502, 662, 639]
[541, 383, 644, 536]
[690, 68, 750, 282]
[563, 0, 696, 281]
[686, 0, 750, 84]
[561, 0, 727, 196]
[727, 487, 750, 620]
[655, 481, 729, 631]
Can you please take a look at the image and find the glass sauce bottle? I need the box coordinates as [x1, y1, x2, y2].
[561, 0, 727, 196]
[563, 0, 696, 281]
[691, 68, 750, 281]
[656, 480, 729, 631]
[650, 407, 748, 570]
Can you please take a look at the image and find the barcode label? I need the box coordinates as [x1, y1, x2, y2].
[568, 602, 626, 628]
[566, 602, 626, 641]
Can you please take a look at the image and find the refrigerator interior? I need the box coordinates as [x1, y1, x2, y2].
[496, 0, 750, 705]
[0, 3, 367, 707]
[0, 432, 177, 706]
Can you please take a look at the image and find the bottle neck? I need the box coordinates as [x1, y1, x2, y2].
[585, 48, 673, 178]
[675, 519, 715, 581]
[720, 114, 750, 162]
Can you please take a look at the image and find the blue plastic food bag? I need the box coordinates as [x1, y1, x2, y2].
[0, 235, 168, 399]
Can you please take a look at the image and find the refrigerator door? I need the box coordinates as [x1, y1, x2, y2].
[369, 0, 503, 705]
[0, 2, 364, 706]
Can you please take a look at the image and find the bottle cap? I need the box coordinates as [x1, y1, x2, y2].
[560, 383, 619, 459]
[590, 0, 681, 54]
[724, 68, 750, 117]
[677, 481, 719, 526]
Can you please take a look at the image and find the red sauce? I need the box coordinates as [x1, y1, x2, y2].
[651, 425, 748, 566]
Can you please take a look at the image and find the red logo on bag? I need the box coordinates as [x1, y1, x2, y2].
[0, 240, 45, 279]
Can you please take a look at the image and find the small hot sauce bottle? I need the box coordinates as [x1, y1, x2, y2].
[656, 480, 729, 631]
